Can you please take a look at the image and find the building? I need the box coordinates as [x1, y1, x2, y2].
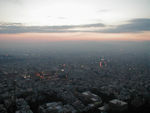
[109, 99, 128, 112]
[80, 91, 102, 107]
[39, 102, 76, 113]
[98, 104, 109, 113]
[15, 98, 33, 113]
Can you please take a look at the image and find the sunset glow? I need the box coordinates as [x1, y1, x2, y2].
[0, 32, 150, 42]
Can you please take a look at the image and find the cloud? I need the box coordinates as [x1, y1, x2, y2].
[1, 0, 22, 4]
[57, 17, 67, 19]
[99, 18, 150, 33]
[0, 18, 150, 34]
[0, 23, 105, 34]
[78, 23, 105, 27]
[97, 9, 110, 13]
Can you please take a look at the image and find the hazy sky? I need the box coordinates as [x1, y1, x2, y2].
[0, 0, 150, 41]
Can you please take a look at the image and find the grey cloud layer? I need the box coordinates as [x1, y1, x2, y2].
[0, 23, 105, 34]
[99, 18, 150, 33]
[0, 18, 150, 34]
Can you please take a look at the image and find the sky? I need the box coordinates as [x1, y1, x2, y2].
[0, 0, 150, 42]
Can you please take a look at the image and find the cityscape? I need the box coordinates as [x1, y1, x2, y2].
[0, 0, 150, 113]
[0, 41, 150, 113]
